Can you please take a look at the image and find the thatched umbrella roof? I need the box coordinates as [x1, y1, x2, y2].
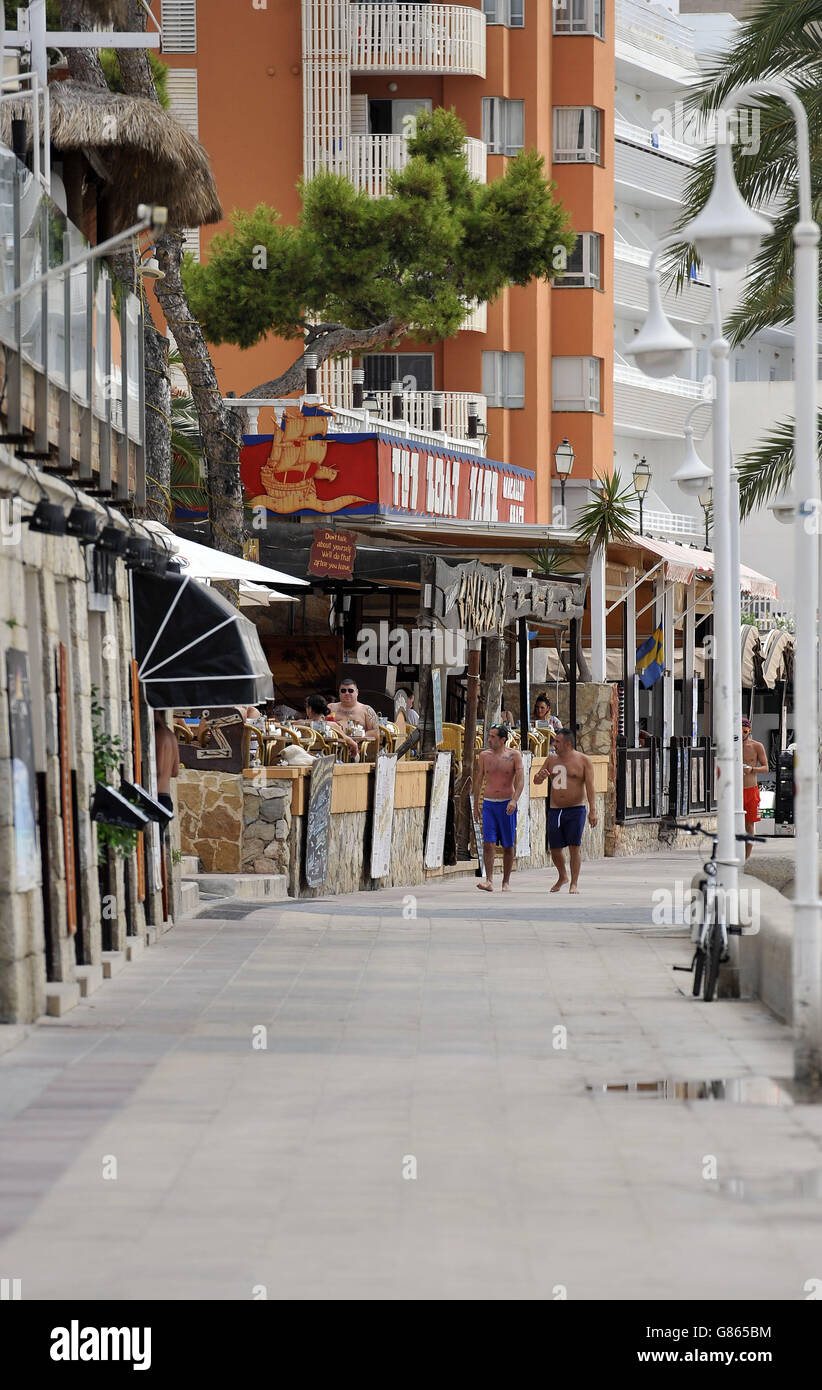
[3, 81, 222, 231]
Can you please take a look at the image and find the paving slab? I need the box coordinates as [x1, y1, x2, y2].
[0, 849, 820, 1300]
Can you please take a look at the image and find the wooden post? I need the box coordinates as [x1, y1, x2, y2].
[518, 619, 530, 741]
[484, 633, 505, 739]
[417, 556, 439, 759]
[569, 618, 578, 741]
[455, 641, 482, 857]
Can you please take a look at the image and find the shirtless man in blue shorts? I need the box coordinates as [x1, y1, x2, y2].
[533, 728, 597, 893]
[473, 724, 524, 893]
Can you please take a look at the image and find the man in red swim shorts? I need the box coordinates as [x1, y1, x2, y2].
[741, 717, 768, 858]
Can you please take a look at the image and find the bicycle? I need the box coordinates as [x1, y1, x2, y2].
[671, 821, 765, 1001]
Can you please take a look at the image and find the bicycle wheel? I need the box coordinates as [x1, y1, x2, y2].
[703, 919, 723, 1002]
[692, 946, 706, 996]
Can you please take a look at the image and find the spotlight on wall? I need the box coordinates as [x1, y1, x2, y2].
[26, 499, 67, 535]
[66, 500, 101, 544]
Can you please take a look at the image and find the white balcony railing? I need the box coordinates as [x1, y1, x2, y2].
[370, 388, 487, 443]
[330, 403, 485, 454]
[615, 139, 689, 208]
[614, 241, 714, 326]
[641, 509, 703, 539]
[459, 299, 487, 333]
[349, 132, 486, 195]
[615, 116, 698, 165]
[614, 359, 713, 440]
[350, 3, 486, 76]
[616, 0, 701, 78]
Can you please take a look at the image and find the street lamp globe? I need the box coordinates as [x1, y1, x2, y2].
[625, 271, 692, 378]
[672, 428, 713, 497]
[554, 438, 575, 477]
[769, 494, 798, 526]
[680, 140, 772, 272]
[632, 456, 652, 499]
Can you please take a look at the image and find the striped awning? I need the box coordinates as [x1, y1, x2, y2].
[630, 534, 777, 600]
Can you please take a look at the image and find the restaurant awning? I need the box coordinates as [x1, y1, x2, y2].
[143, 521, 309, 588]
[131, 571, 275, 709]
[629, 534, 777, 599]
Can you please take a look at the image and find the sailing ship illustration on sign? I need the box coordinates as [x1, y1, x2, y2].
[248, 407, 366, 514]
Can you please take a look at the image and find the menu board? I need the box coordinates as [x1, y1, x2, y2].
[424, 752, 451, 870]
[305, 753, 335, 887]
[370, 753, 397, 880]
[431, 668, 443, 747]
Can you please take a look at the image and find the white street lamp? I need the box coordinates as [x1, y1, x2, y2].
[625, 266, 692, 378]
[672, 427, 713, 498]
[681, 140, 773, 272]
[631, 241, 740, 933]
[687, 80, 820, 1085]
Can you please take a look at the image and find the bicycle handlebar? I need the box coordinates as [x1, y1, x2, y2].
[673, 820, 767, 844]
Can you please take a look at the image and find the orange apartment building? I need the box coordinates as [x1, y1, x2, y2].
[155, 0, 614, 523]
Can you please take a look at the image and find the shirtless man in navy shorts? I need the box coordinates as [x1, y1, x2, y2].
[534, 728, 597, 893]
[473, 724, 524, 893]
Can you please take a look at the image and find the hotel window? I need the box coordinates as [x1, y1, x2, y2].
[482, 98, 525, 157]
[554, 233, 602, 290]
[483, 351, 525, 409]
[553, 0, 604, 39]
[552, 357, 601, 412]
[483, 0, 525, 27]
[553, 107, 602, 164]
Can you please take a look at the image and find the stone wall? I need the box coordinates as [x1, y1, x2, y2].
[0, 508, 151, 1022]
[242, 781, 292, 876]
[289, 809, 369, 898]
[177, 770, 243, 873]
[610, 815, 718, 857]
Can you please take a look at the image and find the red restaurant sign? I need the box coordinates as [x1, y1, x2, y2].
[240, 413, 535, 525]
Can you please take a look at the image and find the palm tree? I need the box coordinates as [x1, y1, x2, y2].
[571, 472, 637, 681]
[670, 0, 822, 512]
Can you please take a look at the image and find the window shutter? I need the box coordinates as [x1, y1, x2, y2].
[181, 227, 201, 264]
[165, 69, 199, 137]
[161, 0, 197, 54]
[350, 94, 369, 135]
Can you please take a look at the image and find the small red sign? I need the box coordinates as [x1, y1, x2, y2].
[308, 528, 356, 580]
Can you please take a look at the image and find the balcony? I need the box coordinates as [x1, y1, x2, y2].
[614, 357, 713, 441]
[0, 145, 144, 500]
[614, 240, 713, 327]
[350, 3, 486, 77]
[615, 118, 694, 210]
[349, 133, 486, 195]
[369, 388, 487, 446]
[615, 0, 701, 86]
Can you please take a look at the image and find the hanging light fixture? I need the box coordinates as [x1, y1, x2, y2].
[672, 428, 713, 497]
[679, 140, 772, 273]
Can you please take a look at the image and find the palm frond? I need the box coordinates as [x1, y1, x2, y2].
[572, 471, 637, 552]
[736, 413, 822, 517]
[522, 544, 573, 576]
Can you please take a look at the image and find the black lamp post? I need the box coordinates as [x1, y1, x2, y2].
[554, 438, 575, 525]
[699, 483, 713, 548]
[632, 455, 652, 535]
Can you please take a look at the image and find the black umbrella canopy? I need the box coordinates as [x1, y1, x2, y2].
[131, 571, 274, 710]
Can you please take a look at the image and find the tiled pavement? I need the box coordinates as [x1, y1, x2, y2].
[1, 849, 820, 1301]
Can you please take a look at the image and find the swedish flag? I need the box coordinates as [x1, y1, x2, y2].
[637, 626, 664, 688]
